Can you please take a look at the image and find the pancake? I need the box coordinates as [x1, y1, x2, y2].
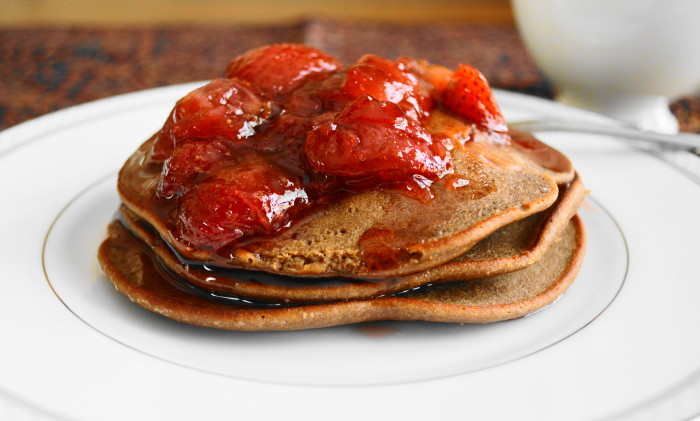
[119, 118, 568, 279]
[426, 115, 575, 185]
[97, 213, 585, 331]
[99, 46, 587, 332]
[117, 173, 585, 303]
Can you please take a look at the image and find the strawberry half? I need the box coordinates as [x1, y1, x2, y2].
[441, 64, 507, 133]
[226, 44, 341, 98]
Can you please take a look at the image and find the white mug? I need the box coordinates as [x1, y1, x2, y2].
[512, 0, 700, 132]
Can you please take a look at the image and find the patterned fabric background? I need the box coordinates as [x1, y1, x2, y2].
[1, 20, 698, 133]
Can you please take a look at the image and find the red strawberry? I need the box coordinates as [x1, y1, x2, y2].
[226, 44, 341, 98]
[291, 55, 434, 120]
[304, 95, 450, 185]
[150, 78, 273, 161]
[441, 64, 507, 133]
[168, 79, 273, 142]
[342, 55, 432, 120]
[155, 139, 231, 199]
[176, 154, 310, 250]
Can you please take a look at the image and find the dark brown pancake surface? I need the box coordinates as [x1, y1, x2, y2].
[119, 120, 566, 279]
[97, 214, 585, 331]
[118, 174, 585, 303]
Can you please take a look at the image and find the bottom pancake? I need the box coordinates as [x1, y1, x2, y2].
[98, 214, 586, 331]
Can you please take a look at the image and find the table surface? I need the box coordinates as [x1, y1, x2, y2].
[1, 19, 698, 135]
[3, 0, 515, 26]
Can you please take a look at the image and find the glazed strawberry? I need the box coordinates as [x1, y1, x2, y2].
[156, 139, 231, 199]
[287, 71, 345, 116]
[226, 44, 341, 98]
[252, 112, 314, 152]
[304, 95, 450, 185]
[176, 155, 310, 250]
[150, 78, 274, 161]
[441, 64, 507, 133]
[346, 55, 432, 119]
[308, 55, 433, 120]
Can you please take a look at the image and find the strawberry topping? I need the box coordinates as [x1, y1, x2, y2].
[156, 139, 231, 199]
[177, 155, 310, 250]
[304, 95, 450, 185]
[145, 45, 505, 249]
[441, 64, 507, 134]
[151, 78, 274, 161]
[225, 44, 341, 98]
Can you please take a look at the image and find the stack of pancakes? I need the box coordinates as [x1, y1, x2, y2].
[99, 118, 587, 331]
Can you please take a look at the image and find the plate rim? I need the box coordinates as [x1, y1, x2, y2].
[40, 173, 630, 388]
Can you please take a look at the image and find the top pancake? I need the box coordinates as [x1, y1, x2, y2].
[118, 173, 584, 302]
[119, 112, 572, 279]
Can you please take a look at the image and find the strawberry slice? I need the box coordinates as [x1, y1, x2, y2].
[301, 55, 433, 120]
[342, 55, 432, 120]
[176, 154, 310, 250]
[441, 64, 507, 133]
[156, 139, 231, 199]
[304, 95, 450, 185]
[226, 44, 341, 98]
[150, 78, 273, 161]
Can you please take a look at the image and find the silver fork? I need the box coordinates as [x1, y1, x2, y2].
[509, 120, 700, 154]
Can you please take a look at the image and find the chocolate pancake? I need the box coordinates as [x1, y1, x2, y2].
[97, 213, 585, 331]
[117, 173, 585, 303]
[119, 116, 570, 279]
[427, 114, 575, 185]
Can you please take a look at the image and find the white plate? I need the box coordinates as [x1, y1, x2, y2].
[1, 84, 700, 421]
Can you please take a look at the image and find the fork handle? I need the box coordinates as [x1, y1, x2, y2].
[509, 120, 700, 152]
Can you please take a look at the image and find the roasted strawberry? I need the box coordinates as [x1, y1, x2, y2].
[441, 64, 507, 134]
[287, 70, 346, 116]
[176, 155, 310, 250]
[150, 78, 274, 161]
[291, 55, 434, 119]
[156, 139, 231, 199]
[342, 55, 433, 120]
[226, 44, 341, 98]
[304, 95, 450, 185]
